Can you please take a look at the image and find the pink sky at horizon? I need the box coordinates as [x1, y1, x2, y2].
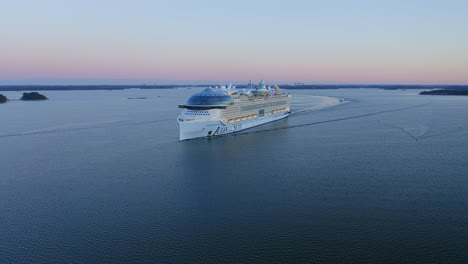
[2, 52, 467, 85]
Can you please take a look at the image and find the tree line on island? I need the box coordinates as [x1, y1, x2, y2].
[0, 92, 48, 104]
[419, 90, 468, 96]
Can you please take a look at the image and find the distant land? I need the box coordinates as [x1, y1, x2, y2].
[1, 84, 468, 91]
[20, 92, 48, 100]
[420, 89, 468, 96]
[0, 94, 7, 103]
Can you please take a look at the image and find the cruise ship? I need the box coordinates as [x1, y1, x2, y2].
[178, 81, 291, 140]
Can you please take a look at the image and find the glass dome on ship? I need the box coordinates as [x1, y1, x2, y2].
[184, 87, 234, 107]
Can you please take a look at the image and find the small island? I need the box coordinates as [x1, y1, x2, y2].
[420, 90, 468, 96]
[0, 94, 7, 103]
[20, 92, 48, 100]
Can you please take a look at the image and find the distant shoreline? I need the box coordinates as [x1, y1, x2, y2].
[1, 84, 468, 92]
[419, 89, 468, 96]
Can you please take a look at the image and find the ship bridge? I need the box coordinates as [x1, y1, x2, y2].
[178, 88, 234, 109]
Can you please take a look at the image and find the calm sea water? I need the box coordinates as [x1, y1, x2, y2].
[1, 88, 467, 263]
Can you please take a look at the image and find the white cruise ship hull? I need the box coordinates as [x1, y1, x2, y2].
[178, 112, 289, 141]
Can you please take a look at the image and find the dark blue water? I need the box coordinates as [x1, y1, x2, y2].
[1, 89, 467, 263]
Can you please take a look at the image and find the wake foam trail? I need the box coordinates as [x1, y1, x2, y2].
[290, 96, 346, 116]
[382, 123, 420, 141]
[0, 118, 174, 139]
[381, 120, 467, 141]
[418, 126, 465, 140]
[230, 103, 431, 137]
[19, 120, 127, 134]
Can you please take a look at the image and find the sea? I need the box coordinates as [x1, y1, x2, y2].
[1, 88, 467, 263]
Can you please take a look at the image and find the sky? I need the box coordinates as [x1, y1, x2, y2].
[1, 0, 468, 85]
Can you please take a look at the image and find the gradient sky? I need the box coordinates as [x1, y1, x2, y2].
[1, 0, 468, 84]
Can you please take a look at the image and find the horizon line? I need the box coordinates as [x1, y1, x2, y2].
[2, 83, 468, 87]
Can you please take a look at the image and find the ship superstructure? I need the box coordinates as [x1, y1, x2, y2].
[178, 81, 291, 140]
